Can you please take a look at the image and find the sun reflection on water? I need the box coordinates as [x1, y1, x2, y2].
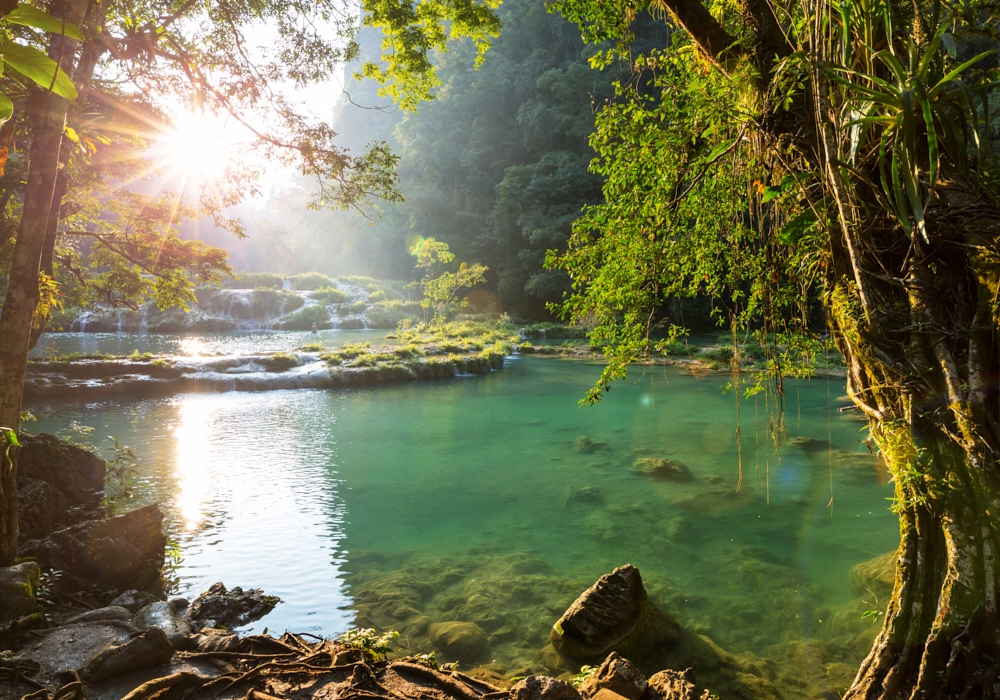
[175, 399, 213, 529]
[178, 338, 209, 357]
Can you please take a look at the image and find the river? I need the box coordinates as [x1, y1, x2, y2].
[27, 330, 897, 693]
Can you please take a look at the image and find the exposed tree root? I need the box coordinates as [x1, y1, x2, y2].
[24, 633, 509, 700]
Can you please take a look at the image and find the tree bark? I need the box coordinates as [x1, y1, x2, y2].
[646, 1, 1000, 697]
[0, 0, 90, 566]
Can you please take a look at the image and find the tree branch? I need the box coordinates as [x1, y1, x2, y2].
[651, 0, 742, 73]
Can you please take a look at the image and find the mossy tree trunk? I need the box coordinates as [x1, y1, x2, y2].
[828, 228, 1000, 698]
[0, 0, 88, 567]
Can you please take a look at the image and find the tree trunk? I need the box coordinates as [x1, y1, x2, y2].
[0, 0, 89, 566]
[845, 431, 1000, 699]
[829, 231, 1000, 698]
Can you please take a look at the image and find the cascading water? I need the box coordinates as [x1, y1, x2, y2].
[116, 309, 124, 335]
[139, 307, 149, 334]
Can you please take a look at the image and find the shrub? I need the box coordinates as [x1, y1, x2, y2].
[698, 345, 735, 363]
[226, 271, 284, 289]
[309, 286, 351, 304]
[662, 339, 698, 356]
[48, 306, 81, 332]
[280, 304, 330, 330]
[341, 300, 368, 314]
[366, 301, 421, 329]
[249, 289, 303, 320]
[290, 272, 333, 290]
[522, 322, 589, 338]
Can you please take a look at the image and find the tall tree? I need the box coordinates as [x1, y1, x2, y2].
[0, 0, 504, 564]
[541, 0, 1000, 697]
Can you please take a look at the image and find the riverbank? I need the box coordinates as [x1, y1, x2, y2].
[25, 327, 514, 402]
[25, 324, 847, 403]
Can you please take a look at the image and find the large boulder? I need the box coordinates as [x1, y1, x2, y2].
[18, 503, 166, 594]
[0, 561, 39, 623]
[16, 433, 106, 541]
[551, 565, 682, 662]
[132, 601, 195, 649]
[18, 433, 105, 507]
[429, 621, 489, 662]
[849, 551, 896, 598]
[184, 582, 280, 629]
[79, 626, 175, 683]
[111, 589, 159, 613]
[510, 676, 582, 700]
[17, 479, 72, 541]
[579, 653, 648, 700]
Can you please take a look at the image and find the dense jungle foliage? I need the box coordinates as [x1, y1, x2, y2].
[235, 0, 667, 318]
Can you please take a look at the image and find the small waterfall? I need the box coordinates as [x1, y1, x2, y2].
[281, 278, 292, 291]
[78, 312, 89, 333]
[139, 307, 149, 334]
[115, 309, 123, 335]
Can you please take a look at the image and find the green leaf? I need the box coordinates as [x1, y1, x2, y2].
[941, 33, 957, 58]
[4, 4, 85, 40]
[0, 41, 76, 99]
[762, 174, 799, 203]
[928, 51, 997, 98]
[779, 210, 816, 245]
[705, 137, 736, 161]
[5, 429, 20, 447]
[0, 93, 12, 124]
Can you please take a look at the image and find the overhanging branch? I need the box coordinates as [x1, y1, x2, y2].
[651, 0, 742, 73]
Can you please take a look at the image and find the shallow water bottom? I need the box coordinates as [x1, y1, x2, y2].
[30, 352, 897, 699]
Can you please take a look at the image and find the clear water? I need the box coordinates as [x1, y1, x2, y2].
[29, 329, 392, 358]
[27, 335, 897, 696]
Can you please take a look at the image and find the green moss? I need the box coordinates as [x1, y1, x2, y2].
[262, 352, 299, 372]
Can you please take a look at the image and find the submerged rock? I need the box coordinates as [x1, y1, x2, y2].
[510, 675, 582, 700]
[551, 565, 681, 662]
[633, 459, 692, 482]
[849, 551, 896, 597]
[184, 582, 280, 628]
[429, 621, 488, 662]
[19, 503, 166, 594]
[0, 561, 39, 623]
[578, 652, 648, 700]
[575, 436, 610, 454]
